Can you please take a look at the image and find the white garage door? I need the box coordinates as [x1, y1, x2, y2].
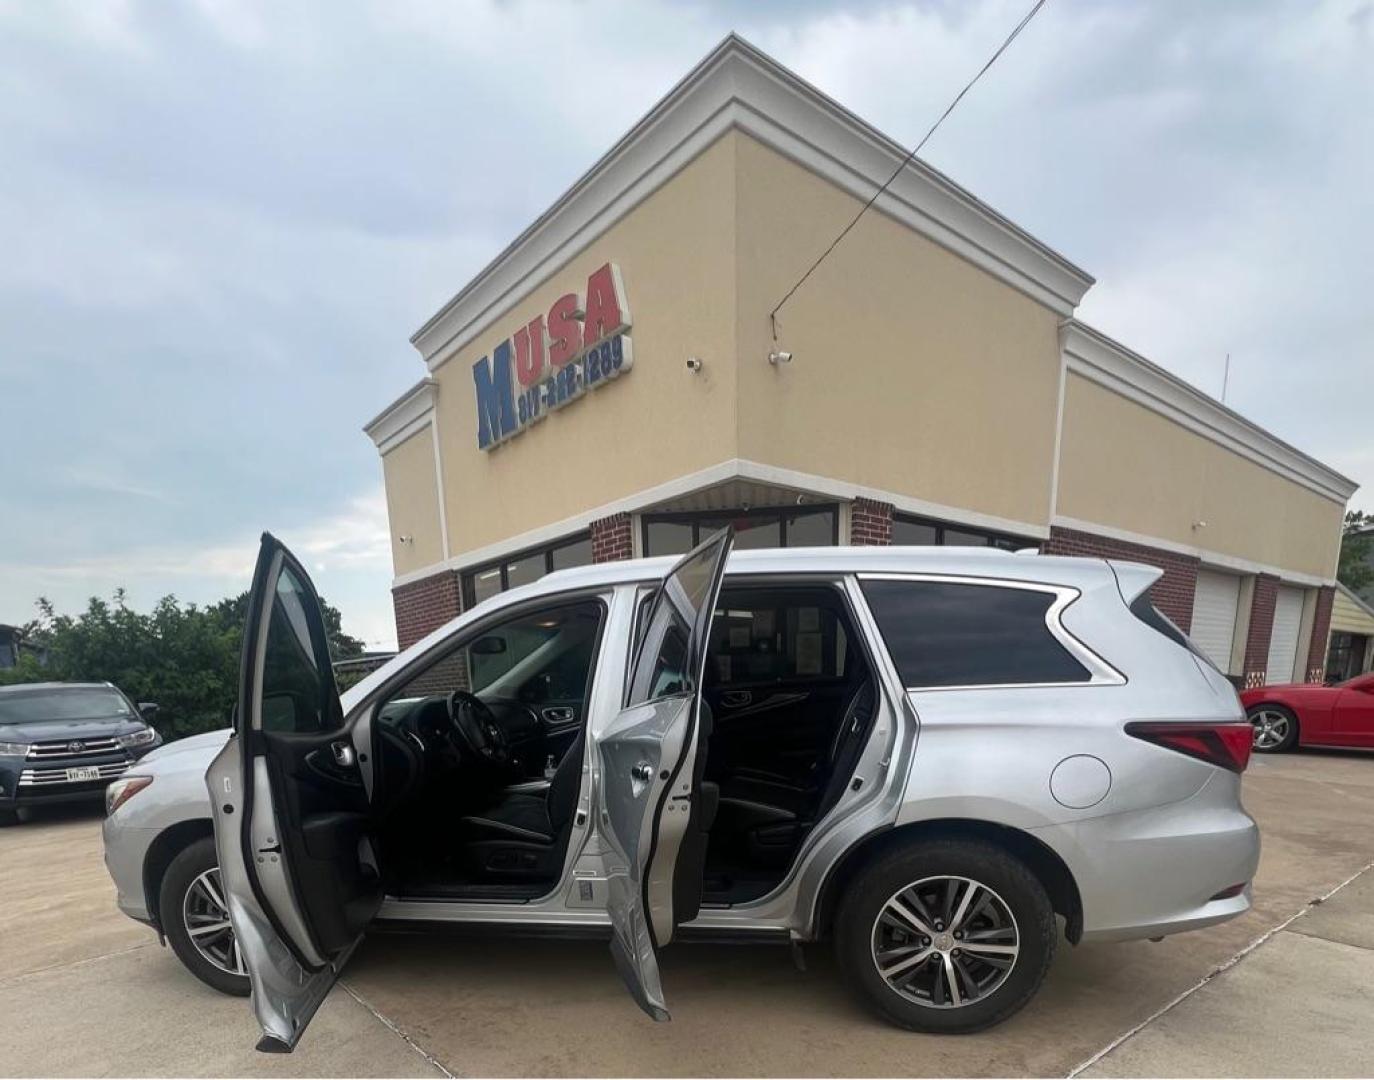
[1266, 585, 1305, 684]
[1191, 569, 1241, 673]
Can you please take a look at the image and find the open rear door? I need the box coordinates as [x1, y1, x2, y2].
[598, 527, 732, 1021]
[206, 533, 382, 1052]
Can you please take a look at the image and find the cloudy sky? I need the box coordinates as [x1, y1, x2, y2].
[1, 0, 1370, 650]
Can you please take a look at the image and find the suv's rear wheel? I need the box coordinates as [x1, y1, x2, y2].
[835, 838, 1056, 1032]
[159, 837, 250, 997]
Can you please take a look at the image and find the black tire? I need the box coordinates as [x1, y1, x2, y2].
[159, 837, 250, 997]
[835, 838, 1056, 1033]
[1246, 704, 1299, 753]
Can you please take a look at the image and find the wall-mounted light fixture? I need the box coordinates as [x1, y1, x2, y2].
[768, 349, 793, 365]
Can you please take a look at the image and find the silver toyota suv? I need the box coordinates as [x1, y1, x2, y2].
[103, 530, 1258, 1049]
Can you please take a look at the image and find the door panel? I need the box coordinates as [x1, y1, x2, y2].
[207, 738, 346, 1052]
[600, 694, 696, 1021]
[208, 533, 381, 1052]
[1334, 678, 1374, 745]
[705, 679, 851, 787]
[599, 528, 732, 1020]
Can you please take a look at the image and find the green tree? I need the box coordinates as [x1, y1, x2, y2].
[1338, 510, 1373, 596]
[0, 589, 366, 741]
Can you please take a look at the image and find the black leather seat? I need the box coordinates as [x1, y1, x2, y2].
[714, 679, 876, 862]
[459, 725, 583, 846]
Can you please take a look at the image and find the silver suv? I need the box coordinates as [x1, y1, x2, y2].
[103, 530, 1258, 1048]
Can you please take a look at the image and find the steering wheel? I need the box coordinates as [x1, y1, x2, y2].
[445, 690, 509, 764]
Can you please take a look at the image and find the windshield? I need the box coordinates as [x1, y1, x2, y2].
[0, 688, 135, 724]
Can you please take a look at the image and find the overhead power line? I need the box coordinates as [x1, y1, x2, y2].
[769, 0, 1050, 338]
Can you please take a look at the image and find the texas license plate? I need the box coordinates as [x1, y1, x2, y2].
[65, 766, 101, 782]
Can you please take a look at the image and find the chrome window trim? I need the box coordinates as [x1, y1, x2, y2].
[856, 572, 1125, 691]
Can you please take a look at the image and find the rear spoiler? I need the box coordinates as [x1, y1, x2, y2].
[1106, 560, 1164, 607]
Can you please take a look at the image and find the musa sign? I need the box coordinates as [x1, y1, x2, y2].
[472, 262, 632, 450]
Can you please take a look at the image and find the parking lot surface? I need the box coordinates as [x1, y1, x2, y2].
[1, 749, 1371, 1078]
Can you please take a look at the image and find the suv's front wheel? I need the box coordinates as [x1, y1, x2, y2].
[835, 838, 1056, 1032]
[159, 837, 250, 997]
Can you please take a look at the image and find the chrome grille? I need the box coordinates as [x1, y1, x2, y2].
[26, 737, 121, 760]
[18, 761, 129, 787]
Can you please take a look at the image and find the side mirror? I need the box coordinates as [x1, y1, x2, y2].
[138, 702, 160, 721]
[470, 635, 507, 656]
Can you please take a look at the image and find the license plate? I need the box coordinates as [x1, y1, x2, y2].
[65, 766, 101, 782]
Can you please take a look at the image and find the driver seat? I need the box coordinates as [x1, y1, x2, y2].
[456, 726, 584, 875]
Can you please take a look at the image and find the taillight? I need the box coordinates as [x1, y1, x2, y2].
[1125, 721, 1253, 773]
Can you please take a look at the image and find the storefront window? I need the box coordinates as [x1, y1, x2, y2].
[783, 509, 834, 547]
[469, 566, 503, 607]
[1326, 631, 1370, 684]
[461, 533, 593, 609]
[645, 519, 694, 557]
[891, 512, 1030, 551]
[642, 506, 837, 556]
[891, 519, 938, 546]
[505, 553, 545, 589]
[550, 536, 592, 571]
[698, 515, 781, 550]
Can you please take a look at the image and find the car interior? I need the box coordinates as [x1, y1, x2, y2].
[364, 582, 877, 906]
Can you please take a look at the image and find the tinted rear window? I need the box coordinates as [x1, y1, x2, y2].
[861, 580, 1090, 688]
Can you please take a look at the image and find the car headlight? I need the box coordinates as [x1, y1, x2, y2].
[0, 740, 30, 756]
[106, 775, 154, 815]
[116, 727, 158, 749]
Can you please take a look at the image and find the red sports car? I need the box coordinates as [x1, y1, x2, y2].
[1240, 673, 1374, 752]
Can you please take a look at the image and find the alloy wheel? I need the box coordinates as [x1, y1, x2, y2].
[183, 867, 245, 977]
[1250, 709, 1291, 751]
[870, 875, 1019, 1009]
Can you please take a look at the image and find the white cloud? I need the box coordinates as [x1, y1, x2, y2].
[0, 488, 395, 648]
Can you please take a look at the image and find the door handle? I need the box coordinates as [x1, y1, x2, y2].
[631, 762, 654, 783]
[721, 691, 752, 708]
[331, 742, 356, 768]
[542, 707, 575, 724]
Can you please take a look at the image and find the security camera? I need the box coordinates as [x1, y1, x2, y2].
[768, 349, 793, 365]
[685, 357, 703, 373]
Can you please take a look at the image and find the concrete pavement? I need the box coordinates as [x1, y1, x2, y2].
[1079, 865, 1374, 1077]
[1, 748, 1371, 1077]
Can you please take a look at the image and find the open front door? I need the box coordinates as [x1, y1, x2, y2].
[598, 528, 733, 1021]
[206, 534, 382, 1052]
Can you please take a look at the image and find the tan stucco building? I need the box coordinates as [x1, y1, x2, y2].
[366, 37, 1357, 687]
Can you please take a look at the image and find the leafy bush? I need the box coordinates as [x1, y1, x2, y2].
[0, 590, 364, 742]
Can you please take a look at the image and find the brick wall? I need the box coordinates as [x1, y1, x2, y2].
[1242, 574, 1279, 688]
[1042, 526, 1200, 632]
[850, 498, 893, 546]
[591, 512, 634, 562]
[1307, 585, 1335, 683]
[392, 569, 462, 651]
